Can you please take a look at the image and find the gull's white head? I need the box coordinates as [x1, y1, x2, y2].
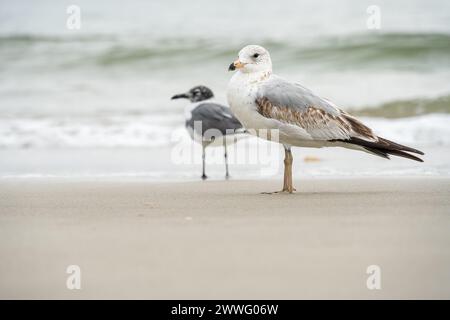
[228, 45, 272, 74]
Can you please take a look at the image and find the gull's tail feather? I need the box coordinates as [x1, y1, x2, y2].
[337, 136, 425, 162]
[230, 127, 249, 135]
[363, 146, 424, 162]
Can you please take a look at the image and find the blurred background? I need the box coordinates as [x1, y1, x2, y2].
[0, 0, 449, 179]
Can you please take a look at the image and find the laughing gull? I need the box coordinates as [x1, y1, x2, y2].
[227, 45, 424, 193]
[171, 86, 245, 180]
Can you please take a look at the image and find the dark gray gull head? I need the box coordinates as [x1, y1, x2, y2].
[171, 85, 214, 103]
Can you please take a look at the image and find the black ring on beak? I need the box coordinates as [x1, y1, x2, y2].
[228, 63, 236, 71]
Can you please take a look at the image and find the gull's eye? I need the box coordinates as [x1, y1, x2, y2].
[253, 53, 260, 58]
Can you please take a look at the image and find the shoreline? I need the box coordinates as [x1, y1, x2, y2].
[1, 178, 449, 299]
[0, 144, 448, 181]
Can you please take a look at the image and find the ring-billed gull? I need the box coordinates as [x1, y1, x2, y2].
[227, 45, 424, 193]
[172, 85, 245, 180]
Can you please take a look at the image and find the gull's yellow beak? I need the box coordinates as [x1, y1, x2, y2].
[228, 59, 245, 71]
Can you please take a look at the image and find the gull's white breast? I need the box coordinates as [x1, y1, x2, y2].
[227, 72, 315, 147]
[227, 72, 279, 131]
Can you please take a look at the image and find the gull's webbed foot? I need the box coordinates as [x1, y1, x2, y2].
[261, 187, 296, 194]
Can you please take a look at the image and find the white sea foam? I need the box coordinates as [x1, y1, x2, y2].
[0, 114, 181, 148]
[362, 114, 450, 146]
[0, 114, 448, 149]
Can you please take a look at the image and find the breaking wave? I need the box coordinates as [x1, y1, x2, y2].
[1, 113, 449, 149]
[1, 32, 449, 71]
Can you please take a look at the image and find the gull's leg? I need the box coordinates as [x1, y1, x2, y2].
[224, 140, 230, 179]
[283, 147, 296, 193]
[201, 144, 207, 180]
[262, 146, 296, 194]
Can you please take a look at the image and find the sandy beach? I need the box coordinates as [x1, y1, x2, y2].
[0, 177, 449, 299]
[1, 0, 450, 304]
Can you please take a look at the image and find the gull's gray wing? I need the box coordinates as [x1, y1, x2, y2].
[255, 76, 424, 161]
[255, 75, 376, 141]
[187, 102, 243, 136]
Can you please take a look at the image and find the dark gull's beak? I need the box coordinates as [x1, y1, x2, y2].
[228, 59, 245, 71]
[171, 93, 189, 100]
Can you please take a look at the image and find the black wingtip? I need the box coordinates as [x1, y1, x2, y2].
[394, 151, 424, 162]
[378, 137, 424, 155]
[332, 137, 425, 163]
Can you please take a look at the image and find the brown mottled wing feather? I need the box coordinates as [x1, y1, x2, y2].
[255, 96, 376, 142]
[256, 76, 424, 161]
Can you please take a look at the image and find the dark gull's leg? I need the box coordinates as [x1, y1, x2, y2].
[201, 144, 207, 180]
[224, 140, 230, 179]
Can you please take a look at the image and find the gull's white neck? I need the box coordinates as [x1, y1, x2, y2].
[234, 69, 272, 84]
[227, 69, 273, 130]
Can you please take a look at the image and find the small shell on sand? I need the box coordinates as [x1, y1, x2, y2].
[303, 156, 321, 163]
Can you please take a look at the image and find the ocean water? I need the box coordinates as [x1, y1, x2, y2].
[0, 0, 449, 178]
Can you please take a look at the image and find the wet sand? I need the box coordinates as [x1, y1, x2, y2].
[0, 178, 449, 299]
